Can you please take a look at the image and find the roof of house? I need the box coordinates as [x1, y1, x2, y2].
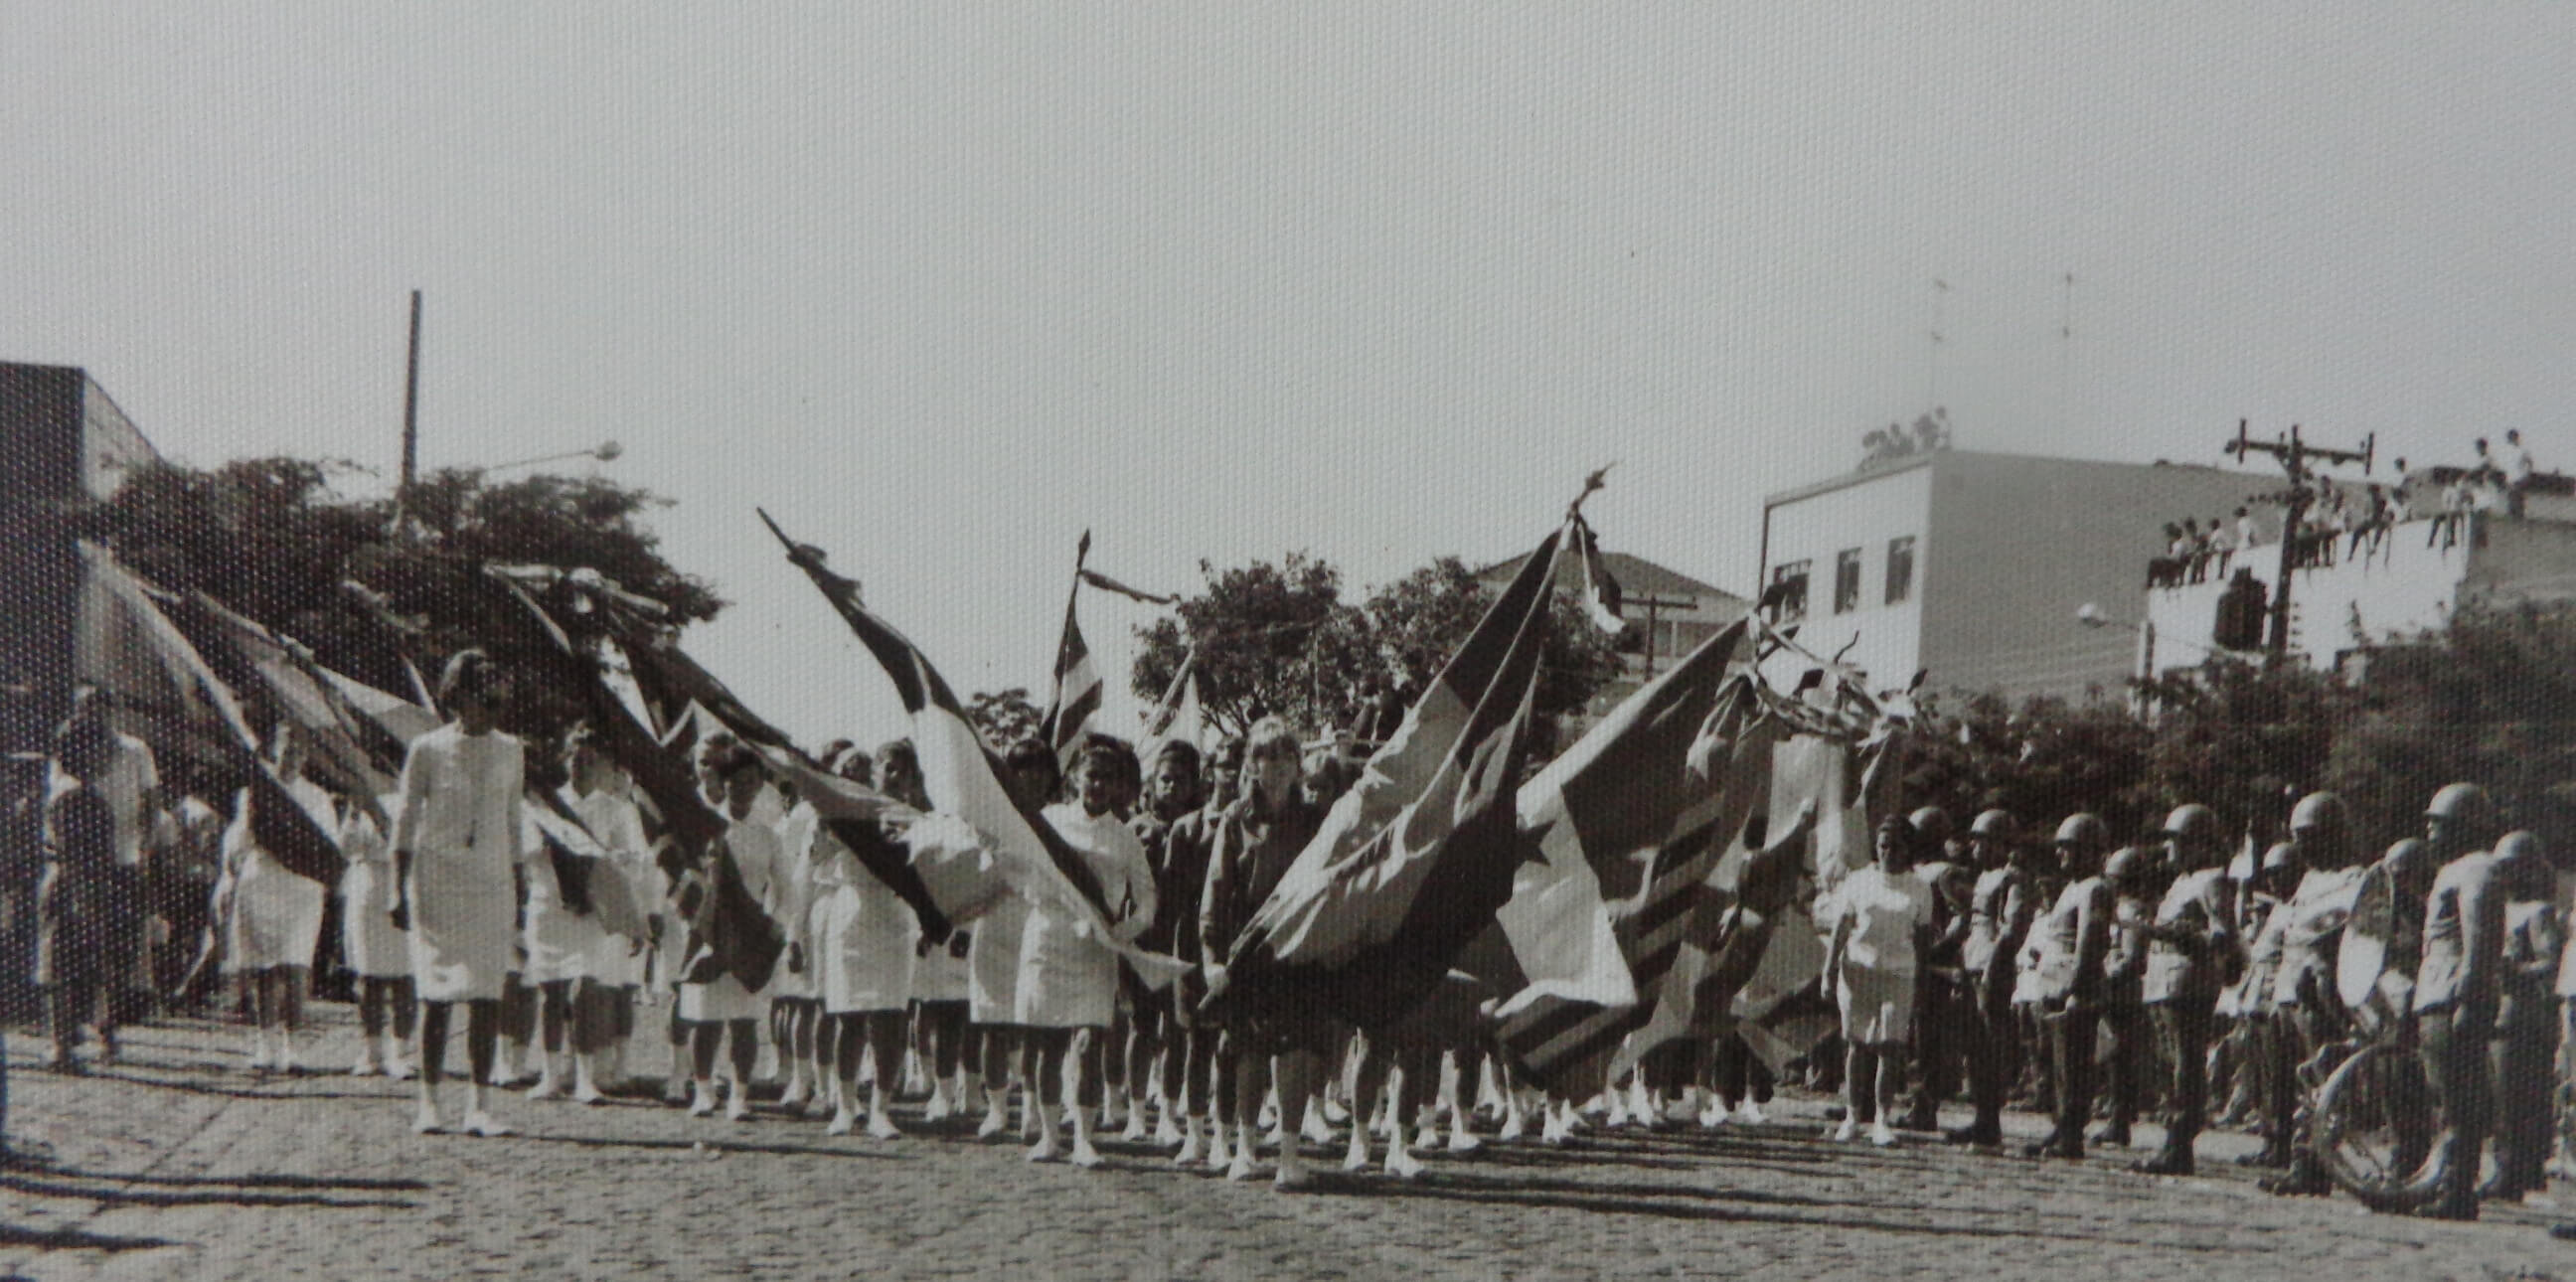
[1473, 548, 1745, 605]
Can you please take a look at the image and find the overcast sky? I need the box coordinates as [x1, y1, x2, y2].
[7, 3, 2572, 744]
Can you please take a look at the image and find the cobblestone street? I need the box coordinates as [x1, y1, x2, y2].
[0, 1008, 2567, 1280]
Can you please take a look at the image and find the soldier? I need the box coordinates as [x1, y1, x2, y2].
[2412, 782, 2506, 1220]
[2134, 803, 2237, 1175]
[2094, 847, 2155, 1150]
[2488, 831, 2560, 1202]
[1899, 806, 1971, 1132]
[1947, 808, 2031, 1151]
[2022, 813, 2113, 1160]
[2256, 793, 2368, 1195]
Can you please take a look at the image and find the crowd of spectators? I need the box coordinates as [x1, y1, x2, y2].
[2149, 431, 2541, 585]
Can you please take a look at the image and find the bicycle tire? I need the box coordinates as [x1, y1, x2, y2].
[2314, 1041, 2444, 1214]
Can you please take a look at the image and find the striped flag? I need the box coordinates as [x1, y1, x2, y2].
[1137, 650, 1204, 766]
[1211, 520, 1567, 1033]
[761, 512, 1185, 987]
[71, 542, 344, 884]
[1497, 666, 1778, 1092]
[1568, 514, 1626, 634]
[1040, 532, 1104, 773]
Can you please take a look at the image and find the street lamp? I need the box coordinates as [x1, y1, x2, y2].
[2077, 602, 2223, 703]
[485, 440, 623, 474]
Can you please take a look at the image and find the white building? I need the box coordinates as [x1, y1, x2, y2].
[1759, 449, 2279, 705]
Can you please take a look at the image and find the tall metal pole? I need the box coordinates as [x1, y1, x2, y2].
[400, 290, 422, 495]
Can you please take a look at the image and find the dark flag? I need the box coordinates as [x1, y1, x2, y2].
[1039, 532, 1104, 776]
[1211, 520, 1566, 1034]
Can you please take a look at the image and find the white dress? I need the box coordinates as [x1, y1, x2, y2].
[967, 891, 1032, 1024]
[1013, 804, 1156, 1030]
[678, 806, 790, 1023]
[336, 793, 409, 978]
[565, 785, 652, 989]
[393, 723, 529, 1003]
[812, 827, 919, 1014]
[522, 811, 609, 986]
[223, 778, 333, 973]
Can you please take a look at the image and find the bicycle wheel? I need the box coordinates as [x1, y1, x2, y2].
[2314, 1040, 2445, 1214]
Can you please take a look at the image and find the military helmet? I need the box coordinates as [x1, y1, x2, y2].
[2052, 812, 2110, 852]
[1969, 808, 2016, 840]
[2162, 803, 2221, 844]
[1908, 805, 1954, 844]
[2288, 791, 2348, 836]
[2424, 782, 2494, 828]
[2260, 841, 2297, 873]
[2104, 846, 2150, 882]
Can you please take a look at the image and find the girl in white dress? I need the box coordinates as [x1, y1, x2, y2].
[970, 739, 1058, 1140]
[885, 742, 975, 1122]
[561, 737, 652, 1097]
[391, 651, 530, 1138]
[1018, 734, 1157, 1168]
[338, 787, 413, 1078]
[814, 750, 920, 1138]
[680, 746, 791, 1121]
[522, 748, 610, 1103]
[216, 726, 333, 1073]
[1823, 815, 1933, 1148]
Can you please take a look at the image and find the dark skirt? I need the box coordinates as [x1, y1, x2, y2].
[36, 863, 143, 990]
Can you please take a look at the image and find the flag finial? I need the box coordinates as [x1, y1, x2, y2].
[1568, 463, 1615, 518]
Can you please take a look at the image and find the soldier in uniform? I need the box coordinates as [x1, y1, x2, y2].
[2257, 793, 2368, 1195]
[2022, 813, 2113, 1160]
[1948, 808, 2032, 1151]
[2411, 783, 2506, 1219]
[2487, 831, 2560, 1202]
[2135, 803, 2237, 1175]
[2095, 847, 2155, 1151]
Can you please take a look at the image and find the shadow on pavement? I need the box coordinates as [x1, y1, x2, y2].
[511, 1132, 908, 1162]
[1301, 1170, 2262, 1253]
[0, 1172, 414, 1210]
[0, 1223, 179, 1252]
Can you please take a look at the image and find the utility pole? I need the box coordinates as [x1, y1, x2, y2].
[2223, 419, 2374, 659]
[1628, 592, 1694, 680]
[392, 290, 422, 536]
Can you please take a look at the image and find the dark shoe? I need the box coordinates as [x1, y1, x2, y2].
[2131, 1147, 2194, 1177]
[2258, 1155, 2332, 1197]
[1945, 1124, 2001, 1147]
[1896, 1105, 1942, 1133]
[2234, 1146, 2290, 1170]
[2089, 1125, 2132, 1149]
[2418, 1194, 2478, 1221]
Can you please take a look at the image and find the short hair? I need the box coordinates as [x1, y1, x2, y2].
[713, 742, 766, 780]
[1077, 731, 1142, 789]
[1003, 736, 1060, 793]
[436, 649, 504, 704]
[875, 738, 917, 774]
[1153, 738, 1203, 771]
[1245, 717, 1300, 763]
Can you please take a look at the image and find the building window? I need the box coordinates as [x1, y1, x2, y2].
[1769, 560, 1810, 620]
[1884, 536, 1915, 604]
[1832, 549, 1862, 613]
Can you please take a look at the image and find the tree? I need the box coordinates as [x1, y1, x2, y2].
[965, 687, 1045, 750]
[1129, 550, 1624, 741]
[80, 457, 723, 745]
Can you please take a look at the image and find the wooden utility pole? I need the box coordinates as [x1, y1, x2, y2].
[400, 290, 422, 494]
[2223, 419, 2374, 658]
[1628, 592, 1694, 680]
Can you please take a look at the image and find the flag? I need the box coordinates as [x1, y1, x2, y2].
[675, 830, 785, 993]
[71, 542, 342, 883]
[1568, 514, 1626, 634]
[1496, 665, 1777, 1091]
[1212, 519, 1567, 1033]
[168, 590, 405, 805]
[760, 511, 1185, 987]
[1079, 566, 1180, 606]
[607, 625, 953, 942]
[1137, 651, 1204, 766]
[1040, 532, 1103, 773]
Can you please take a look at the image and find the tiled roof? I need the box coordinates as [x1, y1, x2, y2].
[1473, 549, 1745, 605]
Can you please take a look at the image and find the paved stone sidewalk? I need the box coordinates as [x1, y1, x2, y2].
[2, 1006, 2571, 1280]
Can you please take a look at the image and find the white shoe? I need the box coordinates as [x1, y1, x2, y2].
[1272, 1160, 1314, 1192]
[780, 1079, 812, 1111]
[1447, 1125, 1483, 1154]
[976, 1103, 1009, 1140]
[868, 1111, 901, 1141]
[923, 1085, 953, 1124]
[1499, 1110, 1528, 1142]
[1698, 1102, 1729, 1129]
[1831, 1117, 1859, 1143]
[246, 1039, 273, 1072]
[1302, 1109, 1334, 1146]
[1154, 1113, 1185, 1148]
[1176, 1131, 1205, 1167]
[1343, 1134, 1370, 1172]
[352, 1052, 382, 1078]
[1027, 1130, 1061, 1163]
[412, 1101, 447, 1135]
[529, 1074, 564, 1101]
[274, 1042, 302, 1076]
[724, 1089, 752, 1123]
[1385, 1143, 1424, 1180]
[1068, 1137, 1104, 1169]
[1736, 1100, 1767, 1125]
[1868, 1122, 1899, 1148]
[1120, 1111, 1150, 1142]
[689, 1084, 718, 1118]
[385, 1056, 415, 1083]
[570, 1082, 605, 1106]
[1208, 1128, 1235, 1170]
[1224, 1151, 1257, 1182]
[826, 1106, 857, 1137]
[463, 1110, 516, 1138]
